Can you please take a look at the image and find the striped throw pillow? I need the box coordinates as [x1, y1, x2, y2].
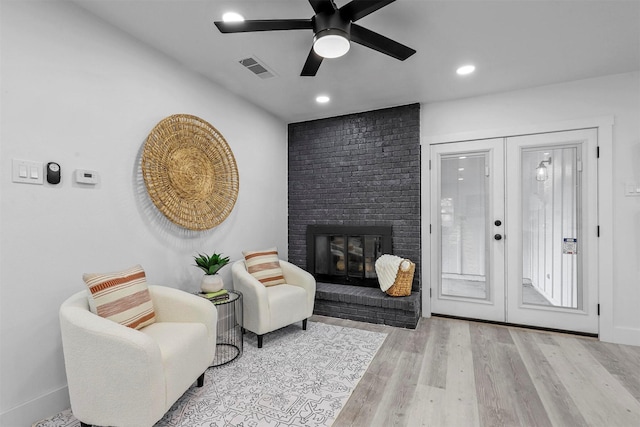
[243, 247, 286, 287]
[83, 264, 156, 330]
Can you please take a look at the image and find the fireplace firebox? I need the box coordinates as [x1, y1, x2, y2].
[306, 225, 392, 288]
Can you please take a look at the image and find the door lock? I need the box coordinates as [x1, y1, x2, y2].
[494, 234, 503, 241]
[494, 220, 502, 226]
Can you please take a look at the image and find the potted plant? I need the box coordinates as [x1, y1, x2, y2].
[194, 252, 230, 293]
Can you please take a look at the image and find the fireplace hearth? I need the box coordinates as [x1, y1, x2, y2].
[307, 224, 420, 329]
[307, 225, 392, 288]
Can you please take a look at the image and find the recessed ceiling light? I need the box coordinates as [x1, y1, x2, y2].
[316, 95, 330, 104]
[222, 12, 245, 22]
[456, 64, 476, 75]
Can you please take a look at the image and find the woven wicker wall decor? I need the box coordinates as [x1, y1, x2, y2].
[142, 114, 239, 231]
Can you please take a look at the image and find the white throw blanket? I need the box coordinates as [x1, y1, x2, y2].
[375, 254, 411, 292]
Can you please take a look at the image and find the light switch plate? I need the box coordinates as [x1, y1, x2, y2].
[12, 159, 43, 185]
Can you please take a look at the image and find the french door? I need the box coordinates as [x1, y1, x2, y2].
[430, 129, 599, 334]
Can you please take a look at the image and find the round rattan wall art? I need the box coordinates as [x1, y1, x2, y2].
[141, 114, 239, 231]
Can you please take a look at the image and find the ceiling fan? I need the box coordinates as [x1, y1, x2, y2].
[214, 0, 416, 77]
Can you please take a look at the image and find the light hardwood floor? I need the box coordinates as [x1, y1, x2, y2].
[311, 315, 640, 427]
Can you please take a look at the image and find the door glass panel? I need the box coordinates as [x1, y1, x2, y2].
[521, 147, 581, 309]
[440, 154, 488, 299]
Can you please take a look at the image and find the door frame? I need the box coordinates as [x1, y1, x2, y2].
[421, 116, 614, 341]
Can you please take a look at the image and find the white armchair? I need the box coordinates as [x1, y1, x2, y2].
[232, 259, 316, 348]
[59, 285, 217, 427]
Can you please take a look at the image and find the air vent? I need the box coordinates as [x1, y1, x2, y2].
[239, 57, 276, 79]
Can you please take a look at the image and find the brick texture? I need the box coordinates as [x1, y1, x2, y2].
[288, 103, 421, 285]
[287, 104, 421, 328]
[314, 283, 420, 329]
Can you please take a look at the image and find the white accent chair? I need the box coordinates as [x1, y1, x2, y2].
[59, 285, 217, 427]
[232, 259, 316, 348]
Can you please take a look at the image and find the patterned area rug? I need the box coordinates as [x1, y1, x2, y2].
[34, 321, 387, 427]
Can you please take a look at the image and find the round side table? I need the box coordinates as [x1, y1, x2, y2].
[210, 290, 243, 367]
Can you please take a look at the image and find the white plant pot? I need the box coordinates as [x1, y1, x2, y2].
[200, 274, 224, 293]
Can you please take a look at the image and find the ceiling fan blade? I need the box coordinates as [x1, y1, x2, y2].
[350, 23, 416, 60]
[340, 0, 396, 22]
[301, 48, 323, 76]
[308, 0, 338, 14]
[214, 19, 313, 33]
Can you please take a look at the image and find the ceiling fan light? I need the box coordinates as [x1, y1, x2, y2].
[313, 30, 350, 59]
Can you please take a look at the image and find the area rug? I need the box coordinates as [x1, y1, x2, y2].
[33, 321, 387, 427]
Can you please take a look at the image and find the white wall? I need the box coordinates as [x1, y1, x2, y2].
[0, 1, 287, 424]
[421, 72, 640, 346]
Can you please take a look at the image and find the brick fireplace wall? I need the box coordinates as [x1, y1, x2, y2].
[288, 103, 421, 290]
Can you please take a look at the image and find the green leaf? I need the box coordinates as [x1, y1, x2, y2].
[193, 251, 230, 275]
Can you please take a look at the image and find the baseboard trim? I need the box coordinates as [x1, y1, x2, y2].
[1, 385, 70, 427]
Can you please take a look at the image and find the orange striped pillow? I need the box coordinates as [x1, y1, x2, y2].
[83, 264, 156, 330]
[242, 247, 286, 287]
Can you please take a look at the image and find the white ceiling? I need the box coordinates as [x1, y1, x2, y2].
[73, 0, 640, 123]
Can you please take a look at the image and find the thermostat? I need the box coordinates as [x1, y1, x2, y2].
[74, 169, 99, 185]
[46, 162, 61, 184]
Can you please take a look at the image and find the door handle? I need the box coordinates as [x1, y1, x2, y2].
[494, 234, 503, 241]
